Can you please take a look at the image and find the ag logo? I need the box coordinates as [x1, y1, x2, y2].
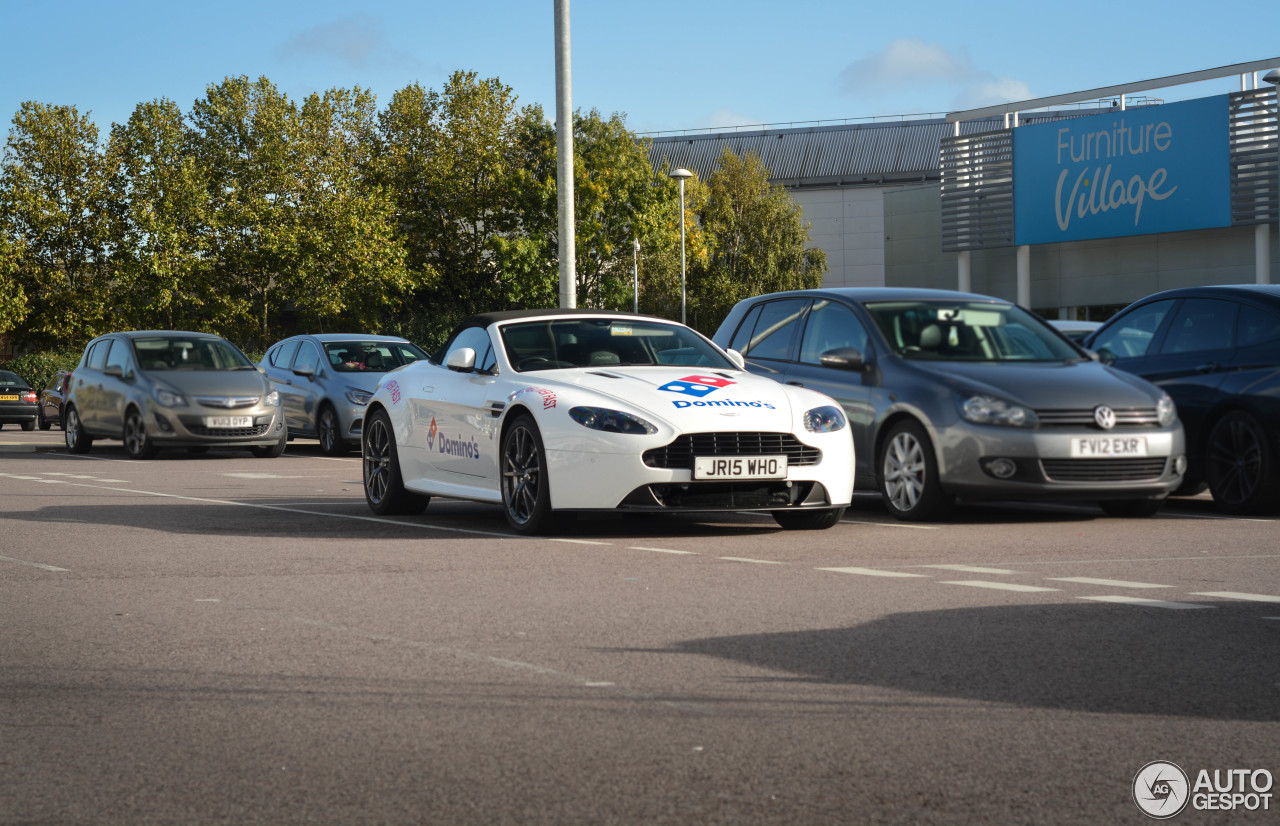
[659, 375, 736, 398]
[1133, 761, 1190, 819]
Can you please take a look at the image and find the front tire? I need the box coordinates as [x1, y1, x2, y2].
[1205, 411, 1280, 514]
[773, 507, 846, 530]
[362, 409, 428, 515]
[37, 407, 51, 431]
[317, 404, 348, 456]
[64, 406, 93, 454]
[501, 414, 557, 535]
[250, 429, 287, 458]
[21, 420, 35, 431]
[123, 408, 158, 459]
[878, 419, 952, 522]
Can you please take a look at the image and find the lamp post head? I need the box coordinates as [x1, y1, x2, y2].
[634, 238, 641, 252]
[1264, 70, 1280, 86]
[668, 167, 693, 181]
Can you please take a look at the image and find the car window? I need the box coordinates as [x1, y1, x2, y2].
[739, 298, 807, 362]
[442, 328, 495, 372]
[86, 340, 109, 370]
[0, 370, 24, 388]
[293, 341, 322, 374]
[865, 300, 1079, 362]
[1236, 304, 1280, 348]
[325, 340, 430, 372]
[1159, 299, 1237, 354]
[105, 339, 132, 373]
[270, 340, 300, 368]
[726, 303, 763, 354]
[133, 336, 253, 370]
[799, 300, 867, 365]
[500, 317, 732, 372]
[1090, 299, 1175, 360]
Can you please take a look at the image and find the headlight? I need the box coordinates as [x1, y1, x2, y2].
[345, 387, 373, 405]
[154, 387, 187, 407]
[1157, 394, 1176, 427]
[958, 393, 1037, 428]
[264, 389, 280, 406]
[569, 406, 657, 435]
[803, 405, 846, 433]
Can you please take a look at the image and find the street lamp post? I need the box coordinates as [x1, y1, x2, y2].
[632, 237, 640, 314]
[669, 168, 693, 325]
[1264, 70, 1280, 286]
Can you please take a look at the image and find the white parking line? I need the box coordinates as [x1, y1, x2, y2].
[1191, 591, 1280, 603]
[841, 519, 939, 530]
[0, 555, 70, 572]
[817, 567, 929, 578]
[941, 581, 1059, 593]
[550, 538, 613, 546]
[923, 564, 1021, 575]
[629, 546, 698, 555]
[717, 556, 784, 565]
[1078, 596, 1211, 610]
[1047, 577, 1172, 589]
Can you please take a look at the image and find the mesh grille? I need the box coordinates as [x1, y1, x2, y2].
[181, 422, 272, 438]
[1040, 458, 1168, 482]
[643, 432, 820, 469]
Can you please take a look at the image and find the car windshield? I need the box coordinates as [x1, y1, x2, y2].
[865, 301, 1081, 362]
[133, 336, 254, 370]
[324, 341, 428, 372]
[0, 370, 25, 387]
[500, 317, 734, 372]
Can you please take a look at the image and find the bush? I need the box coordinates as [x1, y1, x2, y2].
[1, 350, 81, 389]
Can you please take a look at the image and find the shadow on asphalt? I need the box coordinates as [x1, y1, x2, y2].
[653, 600, 1280, 721]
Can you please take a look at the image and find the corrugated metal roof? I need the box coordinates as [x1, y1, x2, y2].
[646, 111, 1096, 188]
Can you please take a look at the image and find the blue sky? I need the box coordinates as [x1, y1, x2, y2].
[1, 0, 1277, 139]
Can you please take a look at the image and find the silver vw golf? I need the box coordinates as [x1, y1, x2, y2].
[712, 288, 1187, 520]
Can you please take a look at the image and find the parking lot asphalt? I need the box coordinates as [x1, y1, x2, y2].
[2, 429, 1278, 824]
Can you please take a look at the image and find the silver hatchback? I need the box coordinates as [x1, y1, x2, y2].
[64, 331, 286, 459]
[712, 288, 1187, 520]
[259, 334, 428, 455]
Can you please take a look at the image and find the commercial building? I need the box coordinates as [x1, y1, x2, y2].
[648, 59, 1279, 320]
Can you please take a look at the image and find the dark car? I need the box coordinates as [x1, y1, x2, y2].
[1084, 284, 1280, 514]
[37, 370, 72, 430]
[712, 288, 1186, 521]
[0, 370, 38, 431]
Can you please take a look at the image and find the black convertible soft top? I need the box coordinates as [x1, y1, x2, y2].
[435, 308, 663, 363]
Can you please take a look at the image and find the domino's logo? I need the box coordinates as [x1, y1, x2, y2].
[659, 375, 737, 398]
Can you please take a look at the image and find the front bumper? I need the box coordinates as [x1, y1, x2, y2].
[934, 421, 1185, 501]
[145, 403, 284, 447]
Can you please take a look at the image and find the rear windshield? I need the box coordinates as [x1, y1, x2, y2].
[133, 337, 254, 370]
[0, 370, 27, 388]
[865, 301, 1081, 362]
[323, 341, 427, 372]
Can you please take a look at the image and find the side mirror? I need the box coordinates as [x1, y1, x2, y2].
[446, 347, 477, 372]
[292, 365, 315, 379]
[725, 348, 746, 370]
[104, 364, 124, 378]
[1095, 347, 1117, 366]
[819, 347, 867, 371]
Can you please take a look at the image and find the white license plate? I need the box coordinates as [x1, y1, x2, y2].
[693, 455, 788, 480]
[203, 416, 253, 429]
[1070, 436, 1148, 457]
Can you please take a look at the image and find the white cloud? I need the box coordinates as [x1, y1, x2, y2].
[279, 15, 418, 71]
[839, 39, 1029, 112]
[696, 108, 768, 130]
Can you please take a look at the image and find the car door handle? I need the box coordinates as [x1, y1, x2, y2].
[786, 381, 805, 387]
[1195, 362, 1219, 374]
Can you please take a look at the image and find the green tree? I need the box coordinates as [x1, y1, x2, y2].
[0, 234, 29, 336]
[190, 76, 306, 348]
[106, 97, 214, 331]
[684, 149, 826, 332]
[0, 102, 113, 347]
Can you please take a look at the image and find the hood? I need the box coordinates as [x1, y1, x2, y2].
[532, 366, 806, 430]
[907, 359, 1161, 409]
[151, 369, 271, 399]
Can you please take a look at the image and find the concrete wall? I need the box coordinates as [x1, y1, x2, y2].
[883, 183, 1280, 312]
[791, 186, 912, 289]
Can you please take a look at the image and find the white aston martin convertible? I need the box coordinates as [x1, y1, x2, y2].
[362, 310, 854, 534]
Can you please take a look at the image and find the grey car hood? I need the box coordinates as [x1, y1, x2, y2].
[152, 369, 271, 398]
[909, 359, 1162, 408]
